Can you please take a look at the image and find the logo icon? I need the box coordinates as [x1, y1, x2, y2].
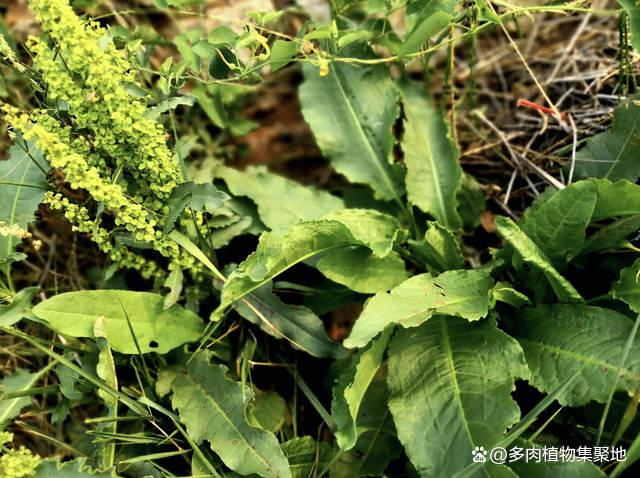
[472, 446, 487, 463]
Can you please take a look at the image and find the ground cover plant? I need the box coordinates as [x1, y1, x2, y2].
[3, 0, 640, 476]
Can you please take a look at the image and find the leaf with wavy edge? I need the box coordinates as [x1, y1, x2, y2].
[33, 458, 119, 477]
[387, 316, 530, 478]
[592, 179, 640, 221]
[344, 269, 494, 349]
[496, 216, 584, 304]
[216, 165, 344, 233]
[399, 79, 462, 230]
[510, 304, 640, 406]
[218, 210, 405, 310]
[408, 221, 464, 272]
[332, 327, 393, 451]
[156, 350, 290, 478]
[299, 33, 405, 203]
[612, 257, 640, 312]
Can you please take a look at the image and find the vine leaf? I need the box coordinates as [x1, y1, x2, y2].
[317, 247, 409, 294]
[216, 165, 344, 233]
[569, 94, 640, 182]
[496, 216, 584, 304]
[218, 210, 405, 310]
[231, 281, 346, 359]
[332, 327, 393, 451]
[398, 78, 463, 230]
[0, 133, 49, 264]
[32, 290, 204, 354]
[299, 33, 405, 203]
[344, 270, 494, 349]
[509, 304, 640, 406]
[156, 350, 291, 478]
[387, 316, 530, 477]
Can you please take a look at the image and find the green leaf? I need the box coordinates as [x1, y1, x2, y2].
[216, 165, 344, 233]
[270, 40, 298, 72]
[218, 210, 405, 309]
[399, 0, 458, 59]
[208, 47, 237, 79]
[578, 214, 640, 257]
[247, 389, 286, 434]
[143, 95, 198, 122]
[457, 173, 486, 231]
[0, 287, 38, 326]
[569, 100, 640, 182]
[387, 316, 529, 477]
[174, 32, 201, 74]
[317, 247, 409, 294]
[210, 216, 253, 248]
[612, 257, 640, 312]
[208, 25, 239, 47]
[0, 133, 49, 263]
[281, 436, 332, 478]
[57, 357, 85, 400]
[510, 304, 640, 406]
[344, 270, 494, 349]
[0, 369, 39, 429]
[476, 0, 502, 24]
[156, 350, 291, 478]
[332, 327, 393, 451]
[506, 438, 606, 478]
[495, 216, 584, 304]
[164, 181, 230, 232]
[592, 179, 640, 221]
[192, 84, 227, 128]
[519, 180, 597, 267]
[232, 281, 346, 359]
[617, 0, 640, 59]
[32, 291, 205, 354]
[490, 281, 531, 309]
[408, 220, 464, 272]
[94, 317, 118, 467]
[399, 79, 462, 230]
[33, 458, 119, 477]
[299, 39, 405, 203]
[163, 267, 184, 310]
[331, 364, 402, 477]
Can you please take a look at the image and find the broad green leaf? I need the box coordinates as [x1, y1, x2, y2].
[174, 32, 201, 74]
[519, 180, 597, 267]
[0, 252, 27, 269]
[495, 216, 584, 304]
[33, 458, 119, 477]
[570, 93, 640, 182]
[510, 304, 640, 406]
[490, 282, 531, 309]
[457, 173, 486, 231]
[0, 369, 38, 429]
[387, 316, 530, 478]
[592, 179, 640, 221]
[218, 210, 404, 309]
[299, 39, 405, 203]
[281, 436, 332, 478]
[332, 327, 393, 451]
[216, 165, 344, 233]
[399, 0, 458, 58]
[0, 287, 38, 326]
[232, 281, 346, 359]
[163, 267, 184, 310]
[506, 438, 606, 478]
[192, 84, 227, 128]
[344, 270, 494, 349]
[208, 25, 239, 48]
[331, 365, 402, 477]
[209, 216, 253, 248]
[317, 247, 409, 294]
[156, 350, 290, 478]
[0, 133, 49, 263]
[399, 79, 462, 230]
[143, 95, 198, 121]
[32, 291, 205, 354]
[270, 40, 298, 72]
[168, 181, 229, 212]
[247, 389, 286, 434]
[612, 257, 640, 312]
[57, 357, 85, 400]
[408, 220, 464, 272]
[578, 214, 640, 257]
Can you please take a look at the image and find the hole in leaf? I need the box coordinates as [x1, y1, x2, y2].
[149, 341, 159, 348]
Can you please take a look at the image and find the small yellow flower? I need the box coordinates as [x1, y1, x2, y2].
[32, 239, 43, 250]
